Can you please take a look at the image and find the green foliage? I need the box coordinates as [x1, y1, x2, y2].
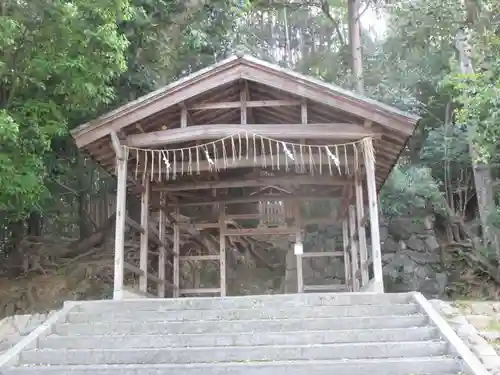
[0, 0, 130, 220]
[443, 40, 500, 161]
[380, 165, 447, 218]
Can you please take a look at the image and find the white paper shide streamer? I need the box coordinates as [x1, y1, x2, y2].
[125, 131, 370, 182]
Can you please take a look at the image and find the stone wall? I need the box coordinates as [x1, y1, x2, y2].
[281, 214, 487, 298]
[381, 216, 448, 298]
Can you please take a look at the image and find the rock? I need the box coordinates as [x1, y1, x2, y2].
[456, 323, 476, 338]
[435, 273, 448, 295]
[403, 250, 440, 264]
[481, 355, 500, 370]
[382, 236, 399, 253]
[424, 235, 440, 251]
[472, 344, 499, 358]
[405, 235, 426, 252]
[481, 331, 500, 341]
[466, 315, 495, 330]
[379, 225, 389, 244]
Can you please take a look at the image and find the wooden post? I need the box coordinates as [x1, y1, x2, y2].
[173, 207, 180, 298]
[348, 205, 359, 291]
[363, 138, 384, 292]
[355, 172, 369, 286]
[111, 137, 128, 300]
[158, 193, 166, 298]
[342, 219, 351, 291]
[293, 201, 304, 293]
[296, 231, 304, 293]
[219, 204, 227, 297]
[139, 178, 149, 294]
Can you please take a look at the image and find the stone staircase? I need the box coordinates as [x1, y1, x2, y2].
[0, 292, 489, 374]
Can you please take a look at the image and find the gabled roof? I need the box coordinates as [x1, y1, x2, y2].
[71, 54, 419, 148]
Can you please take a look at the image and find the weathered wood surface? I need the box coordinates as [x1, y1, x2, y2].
[126, 123, 379, 147]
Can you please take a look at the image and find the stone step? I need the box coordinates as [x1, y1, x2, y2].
[54, 314, 429, 336]
[21, 341, 449, 366]
[67, 303, 420, 323]
[75, 293, 411, 313]
[39, 326, 440, 349]
[4, 357, 462, 375]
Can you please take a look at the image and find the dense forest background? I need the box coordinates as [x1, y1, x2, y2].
[1, 0, 500, 310]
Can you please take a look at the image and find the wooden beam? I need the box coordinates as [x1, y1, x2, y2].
[348, 204, 359, 291]
[302, 251, 344, 258]
[173, 207, 180, 298]
[223, 227, 299, 236]
[180, 106, 188, 128]
[110, 131, 124, 159]
[239, 62, 417, 135]
[219, 205, 227, 297]
[342, 219, 351, 291]
[125, 215, 169, 251]
[303, 284, 347, 292]
[364, 138, 384, 292]
[153, 174, 349, 192]
[240, 87, 247, 126]
[244, 81, 256, 124]
[355, 171, 369, 286]
[157, 193, 166, 297]
[294, 201, 304, 294]
[139, 178, 150, 293]
[176, 193, 339, 207]
[72, 63, 242, 148]
[113, 147, 128, 300]
[179, 255, 220, 261]
[189, 99, 301, 110]
[180, 288, 221, 295]
[126, 123, 378, 148]
[124, 262, 173, 287]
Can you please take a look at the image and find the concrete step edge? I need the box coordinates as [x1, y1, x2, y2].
[75, 294, 414, 312]
[72, 303, 419, 315]
[27, 340, 448, 354]
[42, 326, 439, 340]
[57, 314, 427, 327]
[12, 356, 458, 369]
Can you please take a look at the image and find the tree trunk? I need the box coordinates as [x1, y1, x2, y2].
[347, 0, 364, 94]
[455, 31, 500, 257]
[26, 212, 43, 236]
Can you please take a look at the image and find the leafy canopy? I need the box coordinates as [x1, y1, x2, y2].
[0, 0, 130, 219]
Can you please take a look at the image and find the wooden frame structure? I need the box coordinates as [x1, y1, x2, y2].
[71, 54, 419, 299]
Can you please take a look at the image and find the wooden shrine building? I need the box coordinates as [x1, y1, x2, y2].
[70, 54, 420, 299]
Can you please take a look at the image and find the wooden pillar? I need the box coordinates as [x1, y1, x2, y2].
[296, 232, 304, 293]
[342, 219, 351, 291]
[348, 205, 359, 291]
[219, 205, 227, 297]
[355, 172, 369, 286]
[294, 201, 304, 293]
[139, 178, 149, 294]
[173, 207, 180, 298]
[111, 134, 128, 300]
[363, 138, 384, 293]
[158, 194, 166, 298]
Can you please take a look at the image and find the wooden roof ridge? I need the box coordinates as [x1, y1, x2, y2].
[70, 54, 421, 148]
